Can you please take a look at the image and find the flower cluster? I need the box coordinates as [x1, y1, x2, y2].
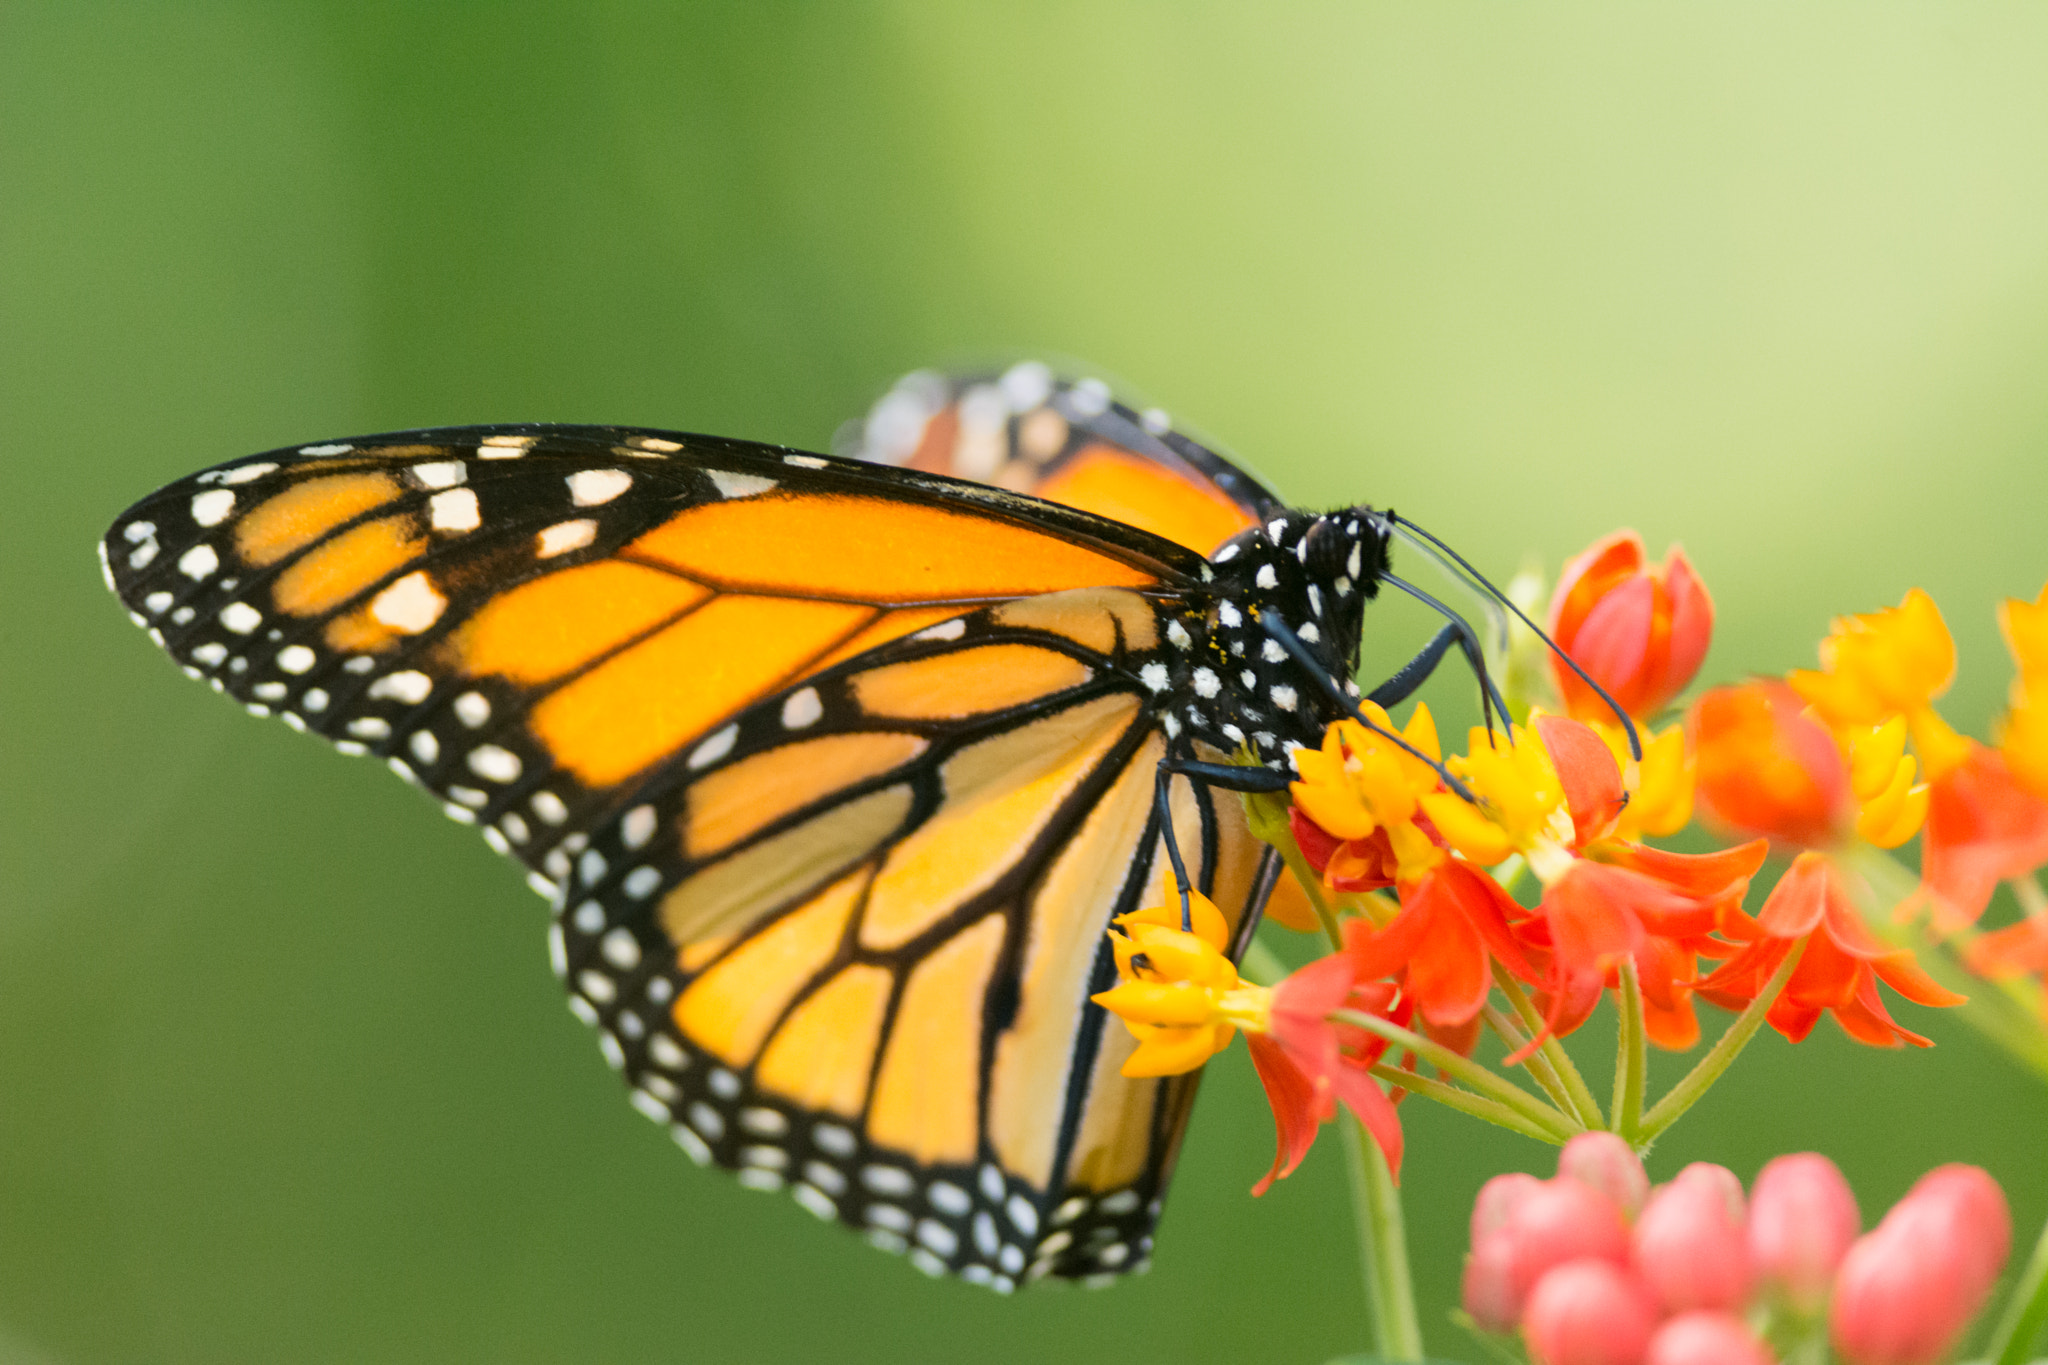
[1088, 521, 2048, 1365]
[1462, 1135, 2011, 1365]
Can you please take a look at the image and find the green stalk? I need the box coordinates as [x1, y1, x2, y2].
[1331, 1008, 1581, 1140]
[1482, 1002, 1581, 1120]
[1986, 1209, 2048, 1365]
[1493, 966, 1607, 1128]
[1612, 957, 1647, 1142]
[1639, 940, 1805, 1142]
[1340, 1111, 1425, 1362]
[1370, 1063, 1574, 1145]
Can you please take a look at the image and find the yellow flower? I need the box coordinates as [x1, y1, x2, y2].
[1789, 587, 1955, 727]
[1288, 702, 1447, 882]
[1592, 720, 1694, 841]
[1844, 715, 1929, 848]
[1423, 721, 1575, 877]
[1095, 889, 1271, 1077]
[1996, 583, 2048, 798]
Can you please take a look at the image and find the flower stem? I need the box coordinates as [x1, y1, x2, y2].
[1612, 957, 1648, 1143]
[1638, 940, 1805, 1142]
[1370, 1063, 1573, 1145]
[1340, 1109, 1426, 1362]
[1985, 1208, 2048, 1365]
[1482, 1003, 1581, 1120]
[1493, 966, 1607, 1129]
[1331, 1009, 1582, 1140]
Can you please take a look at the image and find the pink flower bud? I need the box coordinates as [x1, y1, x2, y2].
[1525, 1259, 1659, 1365]
[1750, 1153, 1860, 1313]
[1633, 1175, 1753, 1313]
[1831, 1166, 2013, 1365]
[1559, 1132, 1650, 1219]
[1670, 1162, 1747, 1223]
[1506, 1179, 1634, 1303]
[1903, 1164, 2011, 1306]
[1474, 1171, 1548, 1241]
[1464, 1231, 1524, 1333]
[1646, 1312, 1773, 1365]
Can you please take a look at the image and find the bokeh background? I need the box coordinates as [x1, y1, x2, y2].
[6, 5, 2048, 1363]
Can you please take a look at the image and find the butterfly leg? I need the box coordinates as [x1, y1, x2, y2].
[1372, 575, 1511, 737]
[1152, 755, 1291, 932]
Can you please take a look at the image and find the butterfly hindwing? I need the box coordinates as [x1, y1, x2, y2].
[544, 590, 1271, 1286]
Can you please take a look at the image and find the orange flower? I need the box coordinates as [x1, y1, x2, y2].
[1964, 914, 2048, 982]
[1344, 861, 1542, 1028]
[1919, 745, 2048, 930]
[1548, 530, 1714, 722]
[1251, 955, 1408, 1191]
[1698, 853, 1964, 1047]
[1691, 681, 1852, 847]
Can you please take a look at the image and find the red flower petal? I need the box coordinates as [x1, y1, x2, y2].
[1246, 1032, 1322, 1195]
[1537, 714, 1627, 844]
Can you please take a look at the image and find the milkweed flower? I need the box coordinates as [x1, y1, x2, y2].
[1697, 852, 1964, 1047]
[1691, 681, 1855, 848]
[1749, 1153, 1861, 1315]
[1548, 530, 1714, 723]
[1092, 889, 1406, 1190]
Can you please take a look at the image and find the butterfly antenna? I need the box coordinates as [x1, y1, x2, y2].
[1256, 611, 1481, 807]
[1386, 514, 1641, 760]
[1378, 571, 1511, 742]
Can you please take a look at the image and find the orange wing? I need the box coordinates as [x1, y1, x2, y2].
[840, 362, 1280, 557]
[102, 425, 1203, 894]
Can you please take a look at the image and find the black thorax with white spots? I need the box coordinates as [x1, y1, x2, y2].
[1150, 508, 1392, 767]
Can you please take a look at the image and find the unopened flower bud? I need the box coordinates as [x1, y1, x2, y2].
[1749, 1153, 1859, 1313]
[1559, 1132, 1650, 1219]
[1646, 1311, 1773, 1365]
[1506, 1179, 1633, 1302]
[1464, 1231, 1524, 1333]
[1474, 1172, 1548, 1241]
[1525, 1259, 1658, 1365]
[1633, 1175, 1752, 1313]
[1670, 1162, 1746, 1223]
[1831, 1165, 2013, 1365]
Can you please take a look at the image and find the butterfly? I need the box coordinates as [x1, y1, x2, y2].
[100, 361, 1521, 1293]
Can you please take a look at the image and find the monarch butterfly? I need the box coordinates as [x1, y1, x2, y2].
[100, 362, 1540, 1293]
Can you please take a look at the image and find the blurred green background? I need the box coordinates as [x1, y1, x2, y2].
[6, 5, 2048, 1362]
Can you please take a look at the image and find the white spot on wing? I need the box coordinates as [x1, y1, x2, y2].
[276, 644, 316, 674]
[780, 687, 823, 729]
[453, 691, 490, 727]
[620, 805, 655, 849]
[914, 618, 966, 642]
[178, 544, 218, 581]
[220, 462, 277, 485]
[219, 602, 262, 634]
[1255, 564, 1279, 590]
[410, 461, 465, 488]
[370, 572, 446, 633]
[367, 669, 432, 704]
[190, 489, 235, 527]
[1139, 662, 1169, 693]
[783, 454, 828, 470]
[536, 519, 597, 558]
[298, 443, 352, 456]
[468, 744, 522, 783]
[568, 469, 632, 506]
[429, 488, 480, 532]
[708, 470, 778, 500]
[688, 725, 737, 769]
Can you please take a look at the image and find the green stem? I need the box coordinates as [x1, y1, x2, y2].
[1331, 1009, 1581, 1140]
[1238, 936, 1289, 988]
[1612, 957, 1647, 1142]
[1494, 966, 1607, 1128]
[1370, 1063, 1574, 1145]
[1340, 1111, 1425, 1362]
[1986, 1209, 2048, 1365]
[1639, 939, 1805, 1142]
[1482, 1002, 1580, 1120]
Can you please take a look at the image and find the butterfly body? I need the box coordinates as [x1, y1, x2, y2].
[101, 368, 1403, 1291]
